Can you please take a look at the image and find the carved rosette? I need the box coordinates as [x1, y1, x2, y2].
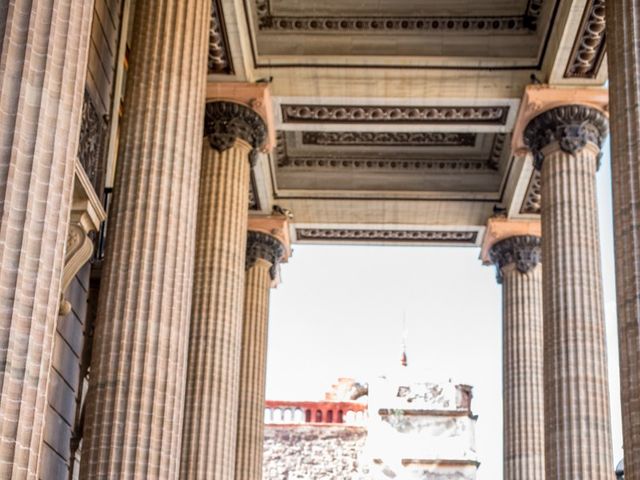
[204, 101, 267, 165]
[489, 235, 542, 284]
[246, 231, 285, 280]
[523, 105, 608, 170]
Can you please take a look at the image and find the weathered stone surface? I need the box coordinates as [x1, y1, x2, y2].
[263, 426, 367, 480]
[607, 1, 640, 477]
[181, 140, 252, 480]
[80, 0, 209, 477]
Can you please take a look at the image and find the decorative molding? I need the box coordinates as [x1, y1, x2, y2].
[564, 0, 606, 79]
[281, 105, 510, 125]
[204, 101, 268, 157]
[276, 132, 506, 171]
[520, 170, 541, 215]
[246, 230, 286, 279]
[296, 228, 478, 244]
[78, 91, 107, 193]
[488, 235, 541, 283]
[488, 134, 507, 170]
[301, 131, 476, 147]
[249, 174, 259, 210]
[523, 104, 608, 170]
[255, 0, 544, 32]
[209, 0, 233, 74]
[60, 160, 107, 315]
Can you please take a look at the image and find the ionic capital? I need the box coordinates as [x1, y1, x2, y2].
[524, 104, 608, 170]
[204, 101, 267, 163]
[489, 236, 541, 283]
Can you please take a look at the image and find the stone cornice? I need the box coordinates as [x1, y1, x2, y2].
[489, 235, 541, 283]
[564, 0, 606, 79]
[204, 101, 267, 160]
[281, 104, 510, 126]
[520, 170, 541, 215]
[255, 0, 544, 32]
[209, 0, 233, 75]
[296, 228, 478, 245]
[246, 231, 286, 280]
[523, 104, 608, 170]
[301, 131, 477, 147]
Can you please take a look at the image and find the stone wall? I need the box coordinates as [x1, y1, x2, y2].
[263, 425, 367, 480]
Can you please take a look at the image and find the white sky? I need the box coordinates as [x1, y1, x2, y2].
[265, 140, 623, 480]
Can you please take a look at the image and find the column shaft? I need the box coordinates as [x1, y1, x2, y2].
[80, 0, 209, 477]
[502, 264, 545, 480]
[235, 258, 272, 480]
[607, 2, 640, 476]
[541, 147, 613, 478]
[0, 1, 93, 477]
[180, 142, 251, 480]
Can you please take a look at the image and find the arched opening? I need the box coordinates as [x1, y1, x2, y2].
[315, 409, 323, 423]
[326, 410, 334, 423]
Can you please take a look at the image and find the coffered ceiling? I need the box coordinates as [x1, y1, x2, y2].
[212, 0, 608, 245]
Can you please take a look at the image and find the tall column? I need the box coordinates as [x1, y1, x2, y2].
[80, 0, 209, 478]
[606, 3, 640, 477]
[236, 220, 290, 480]
[180, 100, 268, 480]
[524, 105, 613, 479]
[0, 1, 94, 477]
[487, 232, 544, 480]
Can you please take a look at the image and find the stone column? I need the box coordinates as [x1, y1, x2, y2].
[488, 234, 544, 480]
[236, 221, 290, 480]
[80, 0, 209, 478]
[607, 2, 640, 477]
[524, 105, 613, 479]
[0, 1, 94, 477]
[180, 101, 268, 480]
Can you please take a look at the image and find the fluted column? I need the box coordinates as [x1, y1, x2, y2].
[80, 0, 209, 478]
[489, 236, 544, 480]
[524, 105, 613, 479]
[180, 101, 268, 480]
[606, 3, 640, 477]
[0, 1, 93, 477]
[236, 230, 287, 480]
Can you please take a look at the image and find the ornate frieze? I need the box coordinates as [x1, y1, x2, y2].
[523, 105, 608, 170]
[489, 235, 541, 283]
[246, 231, 286, 279]
[276, 132, 505, 172]
[520, 170, 541, 215]
[564, 0, 606, 79]
[281, 105, 510, 126]
[255, 0, 544, 32]
[296, 228, 478, 244]
[301, 131, 476, 147]
[78, 91, 107, 193]
[209, 0, 233, 74]
[204, 101, 268, 159]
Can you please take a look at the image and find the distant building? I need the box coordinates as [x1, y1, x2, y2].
[263, 372, 478, 480]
